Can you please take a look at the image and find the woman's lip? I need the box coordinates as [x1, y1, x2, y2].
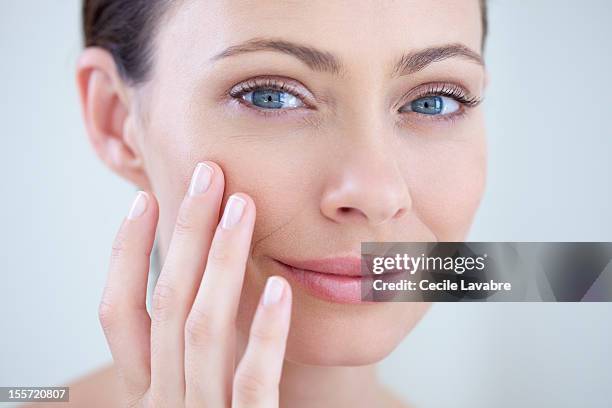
[274, 259, 366, 303]
[273, 257, 399, 304]
[277, 256, 364, 276]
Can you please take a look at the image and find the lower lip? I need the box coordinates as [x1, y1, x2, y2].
[274, 260, 374, 304]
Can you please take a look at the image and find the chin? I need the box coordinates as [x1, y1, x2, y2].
[237, 255, 431, 367]
[283, 293, 431, 366]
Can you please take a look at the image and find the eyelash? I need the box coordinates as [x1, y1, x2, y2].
[398, 82, 483, 124]
[228, 77, 313, 118]
[409, 83, 482, 108]
[228, 77, 482, 121]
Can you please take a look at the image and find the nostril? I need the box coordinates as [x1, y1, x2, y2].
[394, 208, 407, 219]
[337, 206, 369, 221]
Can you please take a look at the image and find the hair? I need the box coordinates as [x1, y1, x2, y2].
[83, 0, 488, 85]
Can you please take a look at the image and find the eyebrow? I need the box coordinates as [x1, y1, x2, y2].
[210, 38, 484, 77]
[391, 43, 484, 76]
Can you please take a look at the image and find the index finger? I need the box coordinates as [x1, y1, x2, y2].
[184, 193, 256, 407]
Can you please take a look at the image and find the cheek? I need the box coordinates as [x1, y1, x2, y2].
[401, 120, 487, 240]
[181, 122, 322, 245]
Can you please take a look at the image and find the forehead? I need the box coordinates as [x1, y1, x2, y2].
[158, 0, 483, 70]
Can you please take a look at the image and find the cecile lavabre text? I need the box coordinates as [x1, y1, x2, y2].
[370, 254, 513, 292]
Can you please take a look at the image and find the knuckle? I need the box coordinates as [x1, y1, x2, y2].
[98, 289, 117, 332]
[249, 325, 280, 346]
[125, 390, 148, 408]
[116, 367, 150, 403]
[184, 306, 225, 347]
[150, 278, 177, 325]
[173, 205, 196, 237]
[110, 229, 128, 263]
[120, 381, 148, 408]
[126, 396, 143, 408]
[233, 369, 270, 404]
[208, 238, 231, 263]
[143, 390, 167, 408]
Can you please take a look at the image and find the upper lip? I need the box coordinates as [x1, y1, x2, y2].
[278, 256, 366, 277]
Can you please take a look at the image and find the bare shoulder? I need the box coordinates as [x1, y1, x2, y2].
[22, 362, 122, 408]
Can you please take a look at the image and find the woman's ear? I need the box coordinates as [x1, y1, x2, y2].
[76, 47, 150, 189]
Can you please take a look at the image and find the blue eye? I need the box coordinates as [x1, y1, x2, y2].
[243, 89, 304, 109]
[401, 95, 460, 115]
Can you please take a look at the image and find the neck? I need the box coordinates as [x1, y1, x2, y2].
[278, 360, 382, 408]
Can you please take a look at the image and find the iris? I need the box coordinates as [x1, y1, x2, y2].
[403, 95, 460, 115]
[252, 90, 284, 109]
[410, 96, 444, 115]
[248, 89, 302, 109]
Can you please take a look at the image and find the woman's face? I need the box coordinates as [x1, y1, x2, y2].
[132, 0, 486, 365]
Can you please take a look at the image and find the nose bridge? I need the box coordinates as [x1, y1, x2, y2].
[320, 106, 412, 226]
[344, 125, 396, 181]
[344, 127, 406, 202]
[339, 95, 401, 185]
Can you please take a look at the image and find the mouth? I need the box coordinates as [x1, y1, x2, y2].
[272, 256, 400, 304]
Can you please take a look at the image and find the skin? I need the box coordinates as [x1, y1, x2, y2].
[63, 0, 487, 406]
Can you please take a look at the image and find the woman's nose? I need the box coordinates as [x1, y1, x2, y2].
[319, 145, 412, 226]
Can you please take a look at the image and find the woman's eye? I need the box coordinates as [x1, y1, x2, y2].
[242, 89, 304, 109]
[401, 95, 460, 115]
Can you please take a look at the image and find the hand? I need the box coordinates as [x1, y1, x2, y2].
[98, 162, 293, 407]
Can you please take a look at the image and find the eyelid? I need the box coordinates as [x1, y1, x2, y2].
[396, 82, 483, 110]
[228, 75, 317, 108]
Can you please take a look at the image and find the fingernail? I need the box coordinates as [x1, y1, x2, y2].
[220, 195, 246, 229]
[128, 191, 148, 219]
[263, 276, 284, 306]
[188, 162, 213, 196]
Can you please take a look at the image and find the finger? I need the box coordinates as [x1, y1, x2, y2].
[149, 162, 224, 404]
[99, 191, 158, 401]
[233, 277, 292, 408]
[184, 193, 256, 407]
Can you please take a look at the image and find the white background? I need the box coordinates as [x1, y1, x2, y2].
[1, 1, 611, 407]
